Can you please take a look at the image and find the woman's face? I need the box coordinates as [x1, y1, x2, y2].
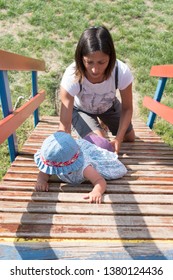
[82, 51, 110, 83]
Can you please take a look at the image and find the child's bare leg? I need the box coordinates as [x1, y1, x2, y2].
[35, 171, 50, 192]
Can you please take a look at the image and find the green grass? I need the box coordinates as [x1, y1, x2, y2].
[1, 0, 173, 180]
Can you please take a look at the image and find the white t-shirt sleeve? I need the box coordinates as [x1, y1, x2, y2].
[117, 60, 134, 90]
[61, 60, 134, 97]
[60, 62, 80, 96]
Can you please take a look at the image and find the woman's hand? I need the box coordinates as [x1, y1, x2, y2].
[110, 138, 122, 154]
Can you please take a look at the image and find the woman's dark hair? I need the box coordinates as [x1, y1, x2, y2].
[75, 26, 116, 81]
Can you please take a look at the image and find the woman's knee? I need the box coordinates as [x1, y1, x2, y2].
[124, 129, 135, 142]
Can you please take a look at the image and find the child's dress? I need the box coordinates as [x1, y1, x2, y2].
[58, 139, 127, 184]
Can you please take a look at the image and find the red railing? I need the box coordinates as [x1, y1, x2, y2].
[0, 49, 46, 161]
[143, 64, 173, 128]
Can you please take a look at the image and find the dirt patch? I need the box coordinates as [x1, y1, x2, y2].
[0, 13, 34, 39]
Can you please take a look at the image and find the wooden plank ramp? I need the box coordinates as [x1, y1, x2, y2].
[0, 116, 173, 260]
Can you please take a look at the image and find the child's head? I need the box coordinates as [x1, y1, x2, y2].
[34, 132, 84, 175]
[84, 133, 114, 152]
[75, 26, 116, 81]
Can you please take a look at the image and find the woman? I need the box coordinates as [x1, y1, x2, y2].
[59, 26, 135, 153]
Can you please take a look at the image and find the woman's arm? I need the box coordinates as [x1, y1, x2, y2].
[83, 165, 107, 204]
[111, 83, 134, 153]
[59, 86, 74, 133]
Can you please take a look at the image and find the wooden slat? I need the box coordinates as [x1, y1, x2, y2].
[1, 223, 173, 239]
[1, 212, 172, 226]
[1, 240, 172, 260]
[1, 181, 173, 193]
[0, 201, 173, 216]
[1, 191, 173, 204]
[0, 49, 45, 71]
[143, 96, 173, 124]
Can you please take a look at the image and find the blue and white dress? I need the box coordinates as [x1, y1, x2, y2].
[58, 139, 127, 184]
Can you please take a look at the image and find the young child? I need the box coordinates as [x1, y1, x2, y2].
[34, 131, 127, 203]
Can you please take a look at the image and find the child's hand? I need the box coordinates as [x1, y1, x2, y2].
[83, 165, 107, 204]
[83, 190, 103, 204]
[35, 180, 49, 192]
[35, 171, 49, 192]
